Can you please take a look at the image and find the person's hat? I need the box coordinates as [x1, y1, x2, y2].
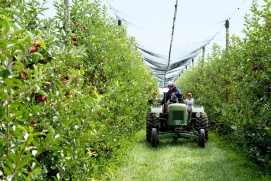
[167, 81, 174, 86]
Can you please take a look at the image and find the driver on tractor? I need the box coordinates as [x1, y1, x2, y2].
[161, 81, 184, 111]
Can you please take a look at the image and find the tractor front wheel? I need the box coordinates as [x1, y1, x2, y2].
[198, 129, 205, 148]
[195, 116, 208, 142]
[151, 128, 158, 148]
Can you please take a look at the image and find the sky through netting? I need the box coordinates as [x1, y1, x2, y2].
[102, 0, 259, 87]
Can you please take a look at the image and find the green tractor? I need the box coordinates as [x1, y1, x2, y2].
[146, 93, 208, 148]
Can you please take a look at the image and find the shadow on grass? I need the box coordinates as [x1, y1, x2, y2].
[140, 137, 201, 150]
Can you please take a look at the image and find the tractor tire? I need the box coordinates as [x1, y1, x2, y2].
[194, 116, 208, 142]
[198, 129, 205, 148]
[205, 128, 209, 141]
[146, 113, 152, 142]
[151, 128, 158, 148]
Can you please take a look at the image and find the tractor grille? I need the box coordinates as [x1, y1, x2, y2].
[173, 111, 184, 120]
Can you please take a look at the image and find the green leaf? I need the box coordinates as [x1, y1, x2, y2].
[33, 64, 38, 76]
[28, 126, 34, 133]
[17, 155, 34, 170]
[36, 90, 48, 97]
[2, 8, 20, 16]
[45, 125, 55, 145]
[1, 69, 11, 79]
[13, 28, 27, 36]
[38, 66, 43, 77]
[25, 31, 34, 44]
[3, 166, 10, 175]
[33, 132, 46, 137]
[61, 29, 66, 37]
[1, 18, 10, 36]
[32, 167, 41, 174]
[31, 52, 44, 60]
[17, 125, 26, 132]
[39, 41, 46, 49]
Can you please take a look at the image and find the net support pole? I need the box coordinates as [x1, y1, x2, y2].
[64, 0, 70, 28]
[225, 19, 229, 52]
[202, 46, 205, 63]
[225, 19, 230, 103]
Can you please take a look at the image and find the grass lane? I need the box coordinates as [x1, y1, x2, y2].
[110, 130, 268, 181]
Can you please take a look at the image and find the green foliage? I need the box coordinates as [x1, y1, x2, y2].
[176, 0, 271, 175]
[0, 0, 158, 180]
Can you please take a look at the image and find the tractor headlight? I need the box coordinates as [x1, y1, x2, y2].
[196, 112, 200, 118]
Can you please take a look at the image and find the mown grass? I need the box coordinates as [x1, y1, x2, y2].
[109, 130, 270, 181]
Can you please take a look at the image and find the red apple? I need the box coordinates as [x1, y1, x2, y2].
[83, 25, 87, 29]
[35, 95, 48, 102]
[30, 120, 37, 125]
[29, 46, 37, 53]
[14, 86, 19, 90]
[100, 59, 104, 63]
[26, 165, 31, 172]
[254, 57, 258, 61]
[50, 102, 54, 106]
[250, 66, 258, 71]
[89, 89, 93, 93]
[62, 80, 66, 85]
[74, 22, 78, 26]
[23, 68, 28, 76]
[33, 39, 41, 47]
[71, 37, 77, 41]
[45, 82, 51, 87]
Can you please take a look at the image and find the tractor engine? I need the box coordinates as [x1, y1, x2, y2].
[168, 103, 188, 126]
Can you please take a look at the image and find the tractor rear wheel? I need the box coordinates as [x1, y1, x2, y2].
[146, 113, 152, 142]
[198, 129, 205, 148]
[151, 128, 158, 148]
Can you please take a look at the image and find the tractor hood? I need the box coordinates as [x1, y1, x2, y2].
[168, 103, 188, 126]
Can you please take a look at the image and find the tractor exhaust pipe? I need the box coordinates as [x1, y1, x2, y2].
[163, 92, 166, 113]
